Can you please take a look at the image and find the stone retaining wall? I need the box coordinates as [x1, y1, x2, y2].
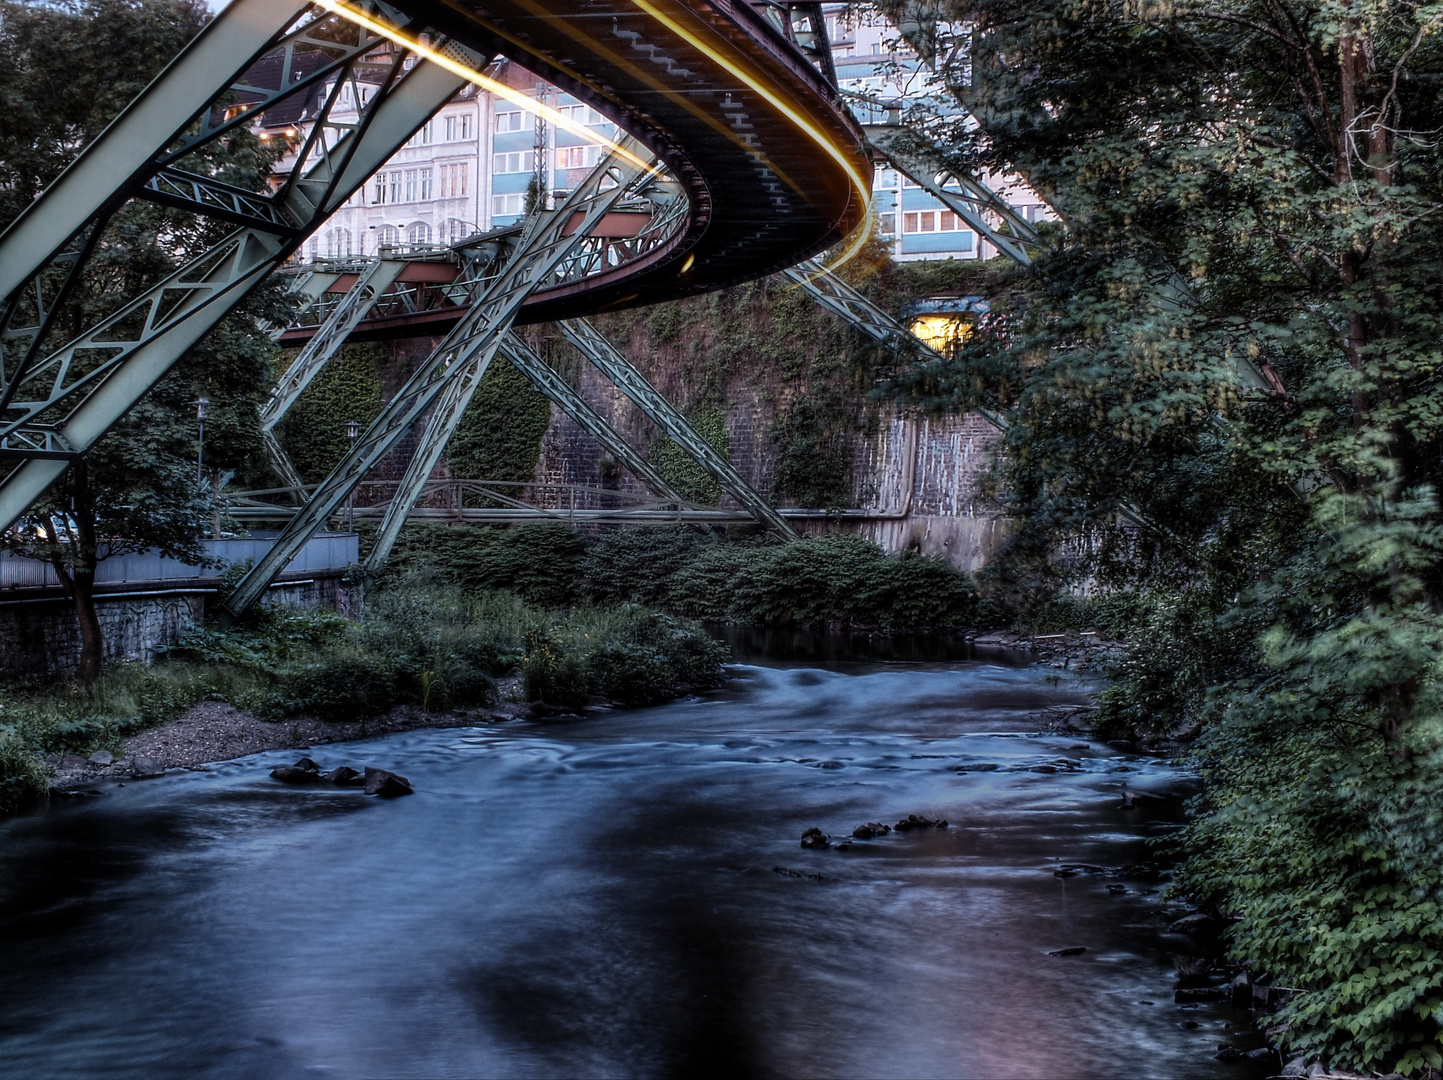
[0, 577, 349, 681]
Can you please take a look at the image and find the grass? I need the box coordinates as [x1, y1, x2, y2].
[0, 571, 729, 814]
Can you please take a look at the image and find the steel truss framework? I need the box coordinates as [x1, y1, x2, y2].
[220, 140, 661, 619]
[0, 0, 488, 531]
[558, 318, 799, 538]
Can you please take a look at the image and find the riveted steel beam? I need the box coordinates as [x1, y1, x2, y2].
[139, 168, 296, 233]
[262, 259, 407, 431]
[496, 333, 684, 504]
[558, 318, 798, 538]
[362, 346, 494, 578]
[0, 39, 481, 532]
[218, 140, 658, 620]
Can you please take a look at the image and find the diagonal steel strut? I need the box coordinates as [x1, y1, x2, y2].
[558, 318, 799, 538]
[219, 140, 658, 620]
[0, 19, 485, 532]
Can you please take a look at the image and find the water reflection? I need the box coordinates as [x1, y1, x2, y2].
[0, 657, 1257, 1079]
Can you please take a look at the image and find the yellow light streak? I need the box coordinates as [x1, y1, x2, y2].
[311, 0, 653, 171]
[624, 0, 872, 269]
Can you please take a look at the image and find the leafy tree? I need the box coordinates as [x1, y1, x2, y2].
[880, 0, 1443, 1069]
[0, 0, 282, 685]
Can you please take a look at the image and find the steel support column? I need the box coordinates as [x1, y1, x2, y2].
[261, 259, 407, 431]
[558, 318, 799, 538]
[219, 141, 657, 619]
[496, 333, 684, 503]
[0, 37, 481, 532]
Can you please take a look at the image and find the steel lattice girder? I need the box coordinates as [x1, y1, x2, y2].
[557, 318, 799, 538]
[219, 140, 658, 620]
[783, 257, 1007, 432]
[261, 259, 408, 431]
[495, 333, 684, 504]
[863, 126, 1037, 267]
[0, 25, 484, 531]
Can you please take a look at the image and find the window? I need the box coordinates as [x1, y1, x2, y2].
[409, 121, 433, 146]
[460, 113, 472, 139]
[902, 210, 973, 236]
[372, 172, 388, 204]
[388, 172, 401, 204]
[308, 237, 319, 261]
[440, 162, 469, 197]
[495, 110, 524, 133]
[326, 228, 351, 258]
[447, 218, 470, 243]
[445, 114, 458, 140]
[557, 103, 606, 126]
[404, 169, 417, 201]
[556, 144, 601, 170]
[493, 151, 535, 174]
[409, 222, 432, 245]
[377, 225, 400, 248]
[876, 213, 896, 236]
[492, 192, 524, 217]
[419, 168, 433, 200]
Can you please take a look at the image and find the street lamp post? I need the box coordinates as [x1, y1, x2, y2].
[194, 398, 209, 482]
[346, 421, 360, 533]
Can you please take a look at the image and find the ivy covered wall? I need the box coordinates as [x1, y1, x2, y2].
[446, 357, 553, 483]
[276, 341, 385, 482]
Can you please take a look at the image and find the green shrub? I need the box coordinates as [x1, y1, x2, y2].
[267, 646, 402, 722]
[581, 527, 717, 605]
[0, 729, 47, 813]
[381, 523, 584, 607]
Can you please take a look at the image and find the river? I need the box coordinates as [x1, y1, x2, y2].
[0, 645, 1260, 1078]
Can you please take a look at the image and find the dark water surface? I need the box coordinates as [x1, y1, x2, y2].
[0, 656, 1255, 1079]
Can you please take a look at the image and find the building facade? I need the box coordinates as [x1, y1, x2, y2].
[268, 8, 1047, 262]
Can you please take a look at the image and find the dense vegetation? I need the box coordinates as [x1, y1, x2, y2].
[378, 523, 980, 630]
[0, 570, 731, 812]
[880, 0, 1443, 1070]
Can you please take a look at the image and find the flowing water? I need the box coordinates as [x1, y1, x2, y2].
[0, 647, 1260, 1079]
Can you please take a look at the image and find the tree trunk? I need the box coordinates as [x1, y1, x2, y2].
[50, 459, 103, 687]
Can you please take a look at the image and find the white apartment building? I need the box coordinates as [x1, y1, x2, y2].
[268, 9, 1047, 265]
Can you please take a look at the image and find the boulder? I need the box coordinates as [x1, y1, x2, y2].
[852, 822, 891, 839]
[1173, 955, 1212, 979]
[88, 750, 114, 766]
[130, 756, 163, 779]
[1169, 913, 1217, 934]
[893, 814, 946, 831]
[61, 754, 89, 770]
[363, 767, 413, 797]
[1281, 1057, 1310, 1078]
[321, 765, 363, 786]
[293, 757, 322, 773]
[270, 765, 320, 785]
[1214, 1046, 1243, 1062]
[800, 826, 830, 850]
[954, 762, 1000, 772]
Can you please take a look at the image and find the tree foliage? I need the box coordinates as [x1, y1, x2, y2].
[881, 0, 1443, 1068]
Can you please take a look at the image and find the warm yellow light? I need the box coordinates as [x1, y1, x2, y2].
[310, 0, 653, 171]
[909, 314, 973, 352]
[680, 252, 695, 273]
[625, 0, 872, 265]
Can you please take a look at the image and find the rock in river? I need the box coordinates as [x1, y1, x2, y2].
[800, 827, 830, 850]
[130, 756, 163, 779]
[271, 765, 320, 785]
[852, 822, 891, 839]
[363, 767, 413, 797]
[322, 765, 364, 786]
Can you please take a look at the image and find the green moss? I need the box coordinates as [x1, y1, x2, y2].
[651, 407, 729, 505]
[447, 357, 553, 482]
[276, 342, 385, 482]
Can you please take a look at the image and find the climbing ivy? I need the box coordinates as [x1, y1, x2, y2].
[275, 341, 384, 483]
[771, 397, 849, 510]
[446, 357, 553, 482]
[651, 406, 728, 504]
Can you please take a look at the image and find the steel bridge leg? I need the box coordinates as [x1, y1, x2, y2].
[782, 257, 1004, 432]
[261, 259, 408, 432]
[361, 347, 495, 578]
[496, 333, 684, 504]
[557, 319, 799, 538]
[862, 129, 1038, 267]
[0, 9, 484, 531]
[218, 141, 657, 620]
